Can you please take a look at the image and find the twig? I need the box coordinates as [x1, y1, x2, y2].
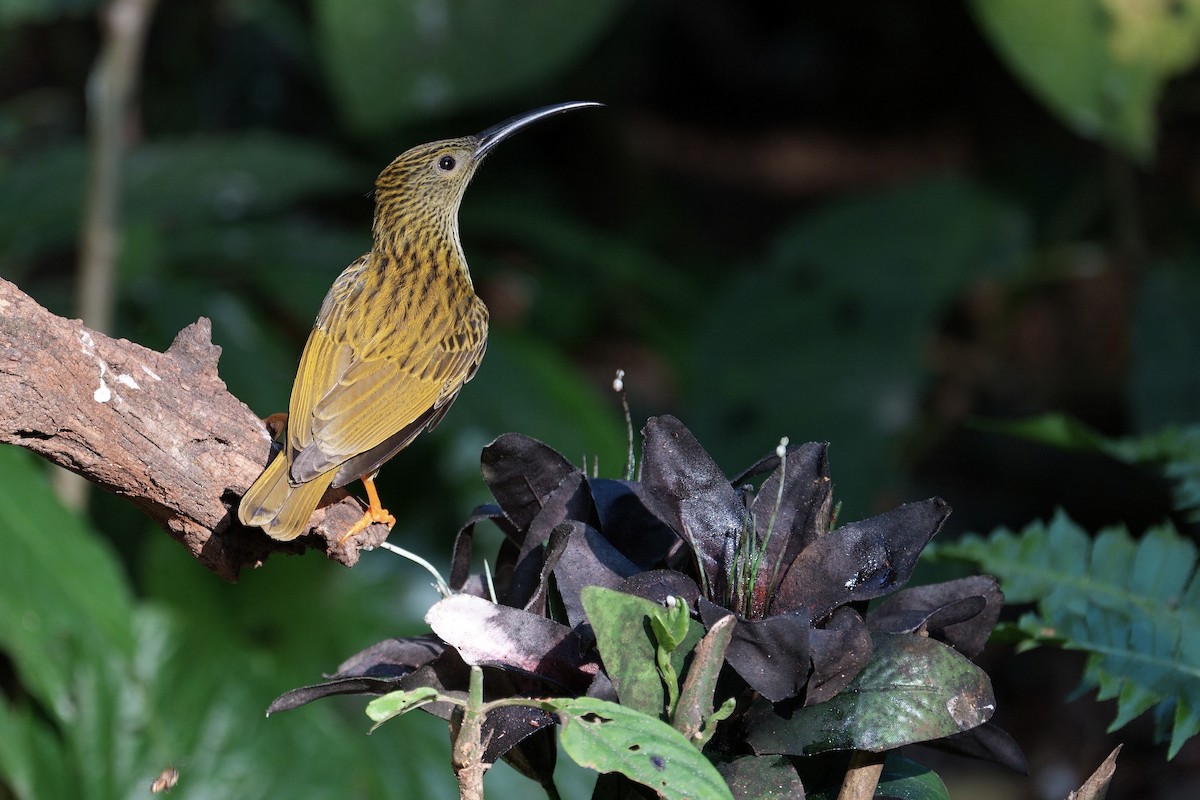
[0, 278, 386, 581]
[836, 750, 885, 800]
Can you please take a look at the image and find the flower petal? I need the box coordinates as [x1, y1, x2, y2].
[774, 498, 951, 619]
[640, 416, 745, 601]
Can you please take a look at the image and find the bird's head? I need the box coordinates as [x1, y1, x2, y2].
[372, 101, 603, 239]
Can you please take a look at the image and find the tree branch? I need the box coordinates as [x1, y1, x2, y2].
[0, 278, 389, 581]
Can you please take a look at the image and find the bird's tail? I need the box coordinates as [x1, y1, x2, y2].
[238, 454, 336, 541]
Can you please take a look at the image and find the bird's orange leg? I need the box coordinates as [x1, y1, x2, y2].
[337, 474, 396, 545]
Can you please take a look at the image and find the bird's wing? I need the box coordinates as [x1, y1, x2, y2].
[286, 290, 488, 484]
[430, 296, 489, 412]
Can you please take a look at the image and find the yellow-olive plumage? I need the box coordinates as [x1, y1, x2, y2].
[239, 101, 602, 541]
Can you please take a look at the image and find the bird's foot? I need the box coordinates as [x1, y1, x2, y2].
[336, 505, 396, 546]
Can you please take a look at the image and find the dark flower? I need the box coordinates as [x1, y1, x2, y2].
[269, 415, 1021, 789]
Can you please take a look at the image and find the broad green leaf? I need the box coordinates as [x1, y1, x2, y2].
[970, 0, 1200, 161]
[550, 696, 734, 800]
[580, 586, 704, 719]
[932, 511, 1200, 757]
[0, 447, 134, 709]
[312, 0, 624, 134]
[366, 688, 442, 730]
[747, 633, 994, 755]
[0, 696, 73, 800]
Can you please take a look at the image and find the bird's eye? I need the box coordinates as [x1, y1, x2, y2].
[437, 155, 456, 171]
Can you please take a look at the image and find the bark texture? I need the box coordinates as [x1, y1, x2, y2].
[0, 278, 390, 581]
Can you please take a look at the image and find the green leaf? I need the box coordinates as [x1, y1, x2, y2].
[0, 695, 73, 800]
[580, 586, 705, 719]
[970, 0, 1200, 160]
[1161, 430, 1200, 522]
[973, 413, 1114, 454]
[549, 696, 734, 800]
[0, 447, 134, 709]
[930, 511, 1200, 757]
[312, 0, 624, 134]
[649, 598, 692, 652]
[747, 633, 995, 755]
[366, 688, 442, 730]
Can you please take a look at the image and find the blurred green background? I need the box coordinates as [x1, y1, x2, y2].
[2, 0, 1200, 797]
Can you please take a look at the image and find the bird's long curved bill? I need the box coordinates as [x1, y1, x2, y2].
[474, 100, 604, 158]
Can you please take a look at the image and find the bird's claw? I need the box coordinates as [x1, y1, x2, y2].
[337, 507, 396, 547]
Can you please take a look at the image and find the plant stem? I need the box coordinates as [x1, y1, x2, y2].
[452, 666, 488, 800]
[836, 750, 885, 800]
[378, 540, 452, 596]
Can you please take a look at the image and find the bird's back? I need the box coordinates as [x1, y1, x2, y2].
[286, 243, 487, 487]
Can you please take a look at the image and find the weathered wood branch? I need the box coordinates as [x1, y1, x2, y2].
[0, 278, 390, 581]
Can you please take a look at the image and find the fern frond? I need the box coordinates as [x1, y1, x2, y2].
[928, 510, 1200, 758]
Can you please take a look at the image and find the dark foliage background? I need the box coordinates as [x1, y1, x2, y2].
[1, 1, 1199, 798]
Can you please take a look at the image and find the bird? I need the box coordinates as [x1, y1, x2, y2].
[238, 101, 603, 542]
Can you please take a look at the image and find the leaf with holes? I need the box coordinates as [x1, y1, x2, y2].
[549, 696, 734, 800]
